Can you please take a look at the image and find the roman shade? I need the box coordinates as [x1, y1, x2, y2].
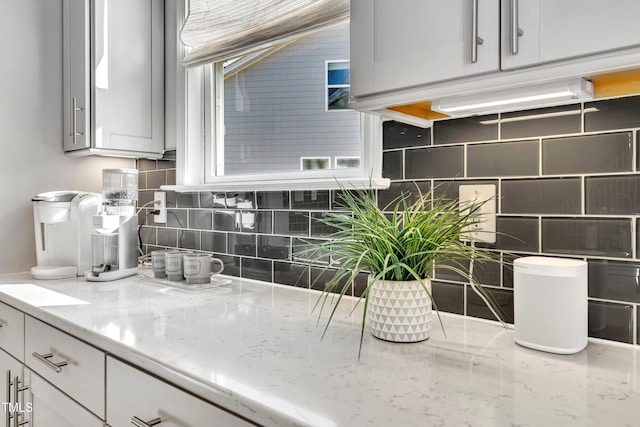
[180, 0, 349, 67]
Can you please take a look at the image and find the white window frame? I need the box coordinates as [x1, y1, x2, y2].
[167, 24, 389, 193]
[325, 59, 351, 112]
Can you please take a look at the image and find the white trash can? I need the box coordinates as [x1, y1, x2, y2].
[514, 256, 588, 354]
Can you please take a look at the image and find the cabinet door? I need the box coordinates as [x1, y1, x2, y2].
[62, 0, 91, 152]
[0, 302, 24, 361]
[501, 0, 640, 70]
[93, 0, 164, 154]
[0, 350, 24, 427]
[107, 357, 252, 427]
[24, 368, 104, 427]
[351, 0, 500, 98]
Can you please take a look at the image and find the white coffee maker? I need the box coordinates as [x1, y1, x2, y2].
[31, 191, 101, 279]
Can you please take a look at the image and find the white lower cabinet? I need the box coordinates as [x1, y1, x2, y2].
[106, 357, 252, 427]
[0, 350, 26, 427]
[24, 368, 104, 427]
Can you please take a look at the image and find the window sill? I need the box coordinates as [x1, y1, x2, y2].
[161, 176, 390, 193]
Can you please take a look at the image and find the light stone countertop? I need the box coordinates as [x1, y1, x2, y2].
[0, 271, 638, 427]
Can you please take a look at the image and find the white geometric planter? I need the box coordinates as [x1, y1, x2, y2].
[367, 276, 432, 342]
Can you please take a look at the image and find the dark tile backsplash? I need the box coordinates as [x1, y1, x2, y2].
[140, 94, 640, 347]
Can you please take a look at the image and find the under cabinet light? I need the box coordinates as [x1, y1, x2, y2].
[431, 78, 594, 117]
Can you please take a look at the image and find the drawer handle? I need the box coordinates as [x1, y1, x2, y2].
[32, 352, 68, 373]
[131, 416, 162, 427]
[13, 376, 29, 427]
[5, 371, 10, 427]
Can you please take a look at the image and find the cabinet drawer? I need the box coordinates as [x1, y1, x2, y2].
[24, 316, 105, 419]
[0, 302, 24, 361]
[107, 357, 253, 427]
[25, 368, 104, 427]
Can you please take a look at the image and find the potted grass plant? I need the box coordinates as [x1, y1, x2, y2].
[309, 185, 505, 353]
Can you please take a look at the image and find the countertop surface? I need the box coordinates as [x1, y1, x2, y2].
[0, 270, 638, 426]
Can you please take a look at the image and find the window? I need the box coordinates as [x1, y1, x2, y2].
[326, 60, 350, 111]
[175, 19, 388, 191]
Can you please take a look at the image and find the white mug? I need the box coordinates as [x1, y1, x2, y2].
[165, 250, 185, 281]
[151, 250, 169, 278]
[183, 253, 225, 284]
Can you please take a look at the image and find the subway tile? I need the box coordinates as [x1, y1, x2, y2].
[176, 193, 200, 208]
[274, 262, 310, 289]
[496, 217, 539, 252]
[167, 209, 188, 229]
[138, 172, 147, 190]
[542, 132, 633, 175]
[433, 114, 498, 145]
[139, 227, 156, 246]
[584, 95, 640, 132]
[138, 190, 154, 208]
[434, 257, 469, 283]
[201, 231, 227, 254]
[228, 234, 256, 257]
[213, 210, 240, 232]
[501, 253, 523, 288]
[166, 169, 176, 186]
[502, 178, 581, 214]
[467, 140, 539, 177]
[256, 191, 289, 209]
[501, 104, 581, 139]
[310, 267, 352, 295]
[586, 175, 640, 215]
[241, 211, 272, 234]
[178, 230, 200, 251]
[291, 191, 330, 210]
[588, 260, 640, 303]
[213, 254, 239, 278]
[157, 159, 176, 170]
[138, 159, 157, 171]
[258, 235, 291, 260]
[200, 192, 227, 208]
[242, 258, 273, 282]
[405, 146, 464, 179]
[274, 211, 310, 236]
[146, 170, 166, 189]
[157, 228, 177, 247]
[188, 210, 213, 230]
[433, 180, 498, 202]
[542, 218, 631, 258]
[165, 191, 177, 208]
[377, 181, 431, 210]
[434, 257, 500, 286]
[588, 300, 633, 344]
[431, 281, 464, 315]
[228, 192, 255, 209]
[332, 189, 368, 211]
[353, 272, 369, 297]
[311, 212, 340, 237]
[466, 286, 514, 324]
[292, 238, 329, 264]
[382, 151, 403, 180]
[383, 120, 431, 149]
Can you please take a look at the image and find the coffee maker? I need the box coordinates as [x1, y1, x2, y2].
[31, 191, 101, 279]
[85, 169, 139, 282]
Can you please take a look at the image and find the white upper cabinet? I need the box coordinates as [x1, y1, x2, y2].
[351, 0, 640, 101]
[63, 0, 165, 158]
[351, 0, 500, 97]
[501, 0, 640, 70]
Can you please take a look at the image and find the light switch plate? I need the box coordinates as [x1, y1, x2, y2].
[459, 184, 496, 244]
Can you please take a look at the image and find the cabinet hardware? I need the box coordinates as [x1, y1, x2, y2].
[71, 97, 84, 145]
[5, 371, 10, 427]
[12, 376, 29, 427]
[509, 0, 524, 54]
[31, 352, 68, 373]
[131, 416, 162, 427]
[470, 0, 484, 63]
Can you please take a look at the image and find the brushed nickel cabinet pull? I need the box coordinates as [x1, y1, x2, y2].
[31, 352, 68, 373]
[71, 97, 84, 145]
[5, 371, 10, 427]
[509, 0, 524, 55]
[131, 416, 162, 427]
[470, 0, 484, 63]
[13, 376, 29, 426]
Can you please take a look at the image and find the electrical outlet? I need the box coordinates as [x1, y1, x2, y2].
[154, 192, 167, 223]
[459, 184, 496, 244]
